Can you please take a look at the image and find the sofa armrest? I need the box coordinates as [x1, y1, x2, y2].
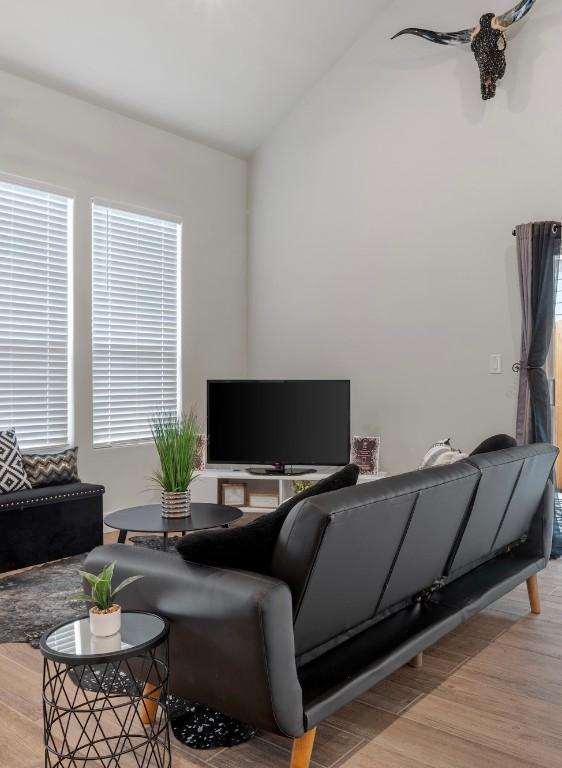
[85, 544, 304, 737]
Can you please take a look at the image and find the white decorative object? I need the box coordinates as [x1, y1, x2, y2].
[419, 438, 466, 469]
[432, 450, 469, 466]
[89, 605, 122, 637]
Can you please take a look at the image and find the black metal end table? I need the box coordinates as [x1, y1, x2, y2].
[104, 502, 243, 550]
[40, 611, 170, 767]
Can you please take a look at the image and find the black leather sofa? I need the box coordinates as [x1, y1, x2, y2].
[86, 443, 557, 768]
[1, 482, 105, 572]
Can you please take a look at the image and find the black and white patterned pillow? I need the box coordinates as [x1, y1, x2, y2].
[0, 429, 31, 493]
[22, 447, 80, 488]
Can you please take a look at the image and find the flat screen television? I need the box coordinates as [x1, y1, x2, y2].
[207, 380, 350, 475]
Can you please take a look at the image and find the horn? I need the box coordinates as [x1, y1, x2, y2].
[391, 28, 474, 45]
[495, 0, 537, 28]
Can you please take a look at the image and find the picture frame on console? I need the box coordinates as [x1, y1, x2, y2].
[351, 435, 380, 475]
[221, 482, 247, 507]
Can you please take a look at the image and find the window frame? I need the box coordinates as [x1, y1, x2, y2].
[91, 197, 182, 449]
[0, 171, 74, 452]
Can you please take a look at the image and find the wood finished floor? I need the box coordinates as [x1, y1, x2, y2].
[2, 551, 562, 767]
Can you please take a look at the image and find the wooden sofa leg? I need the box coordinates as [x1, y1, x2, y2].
[408, 652, 423, 669]
[527, 574, 541, 615]
[290, 728, 317, 768]
[139, 682, 161, 725]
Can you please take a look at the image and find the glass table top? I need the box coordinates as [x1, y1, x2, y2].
[42, 612, 166, 660]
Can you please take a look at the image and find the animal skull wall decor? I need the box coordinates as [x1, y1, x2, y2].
[392, 0, 537, 100]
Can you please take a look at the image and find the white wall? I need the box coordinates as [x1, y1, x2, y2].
[0, 70, 247, 512]
[249, 0, 562, 474]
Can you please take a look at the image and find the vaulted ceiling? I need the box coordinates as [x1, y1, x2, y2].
[0, 0, 382, 157]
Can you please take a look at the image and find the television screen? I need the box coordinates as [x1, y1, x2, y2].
[207, 380, 350, 467]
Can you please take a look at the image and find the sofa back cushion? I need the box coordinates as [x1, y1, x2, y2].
[447, 443, 558, 578]
[271, 463, 480, 662]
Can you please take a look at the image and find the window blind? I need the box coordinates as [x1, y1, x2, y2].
[92, 203, 180, 446]
[0, 180, 71, 450]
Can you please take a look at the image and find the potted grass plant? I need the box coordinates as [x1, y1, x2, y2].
[67, 563, 143, 637]
[151, 410, 200, 518]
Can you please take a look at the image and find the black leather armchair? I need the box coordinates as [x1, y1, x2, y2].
[86, 443, 557, 768]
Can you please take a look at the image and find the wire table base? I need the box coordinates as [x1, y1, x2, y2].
[42, 623, 170, 768]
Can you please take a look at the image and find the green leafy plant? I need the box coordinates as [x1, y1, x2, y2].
[67, 563, 143, 611]
[151, 410, 200, 492]
[292, 480, 315, 495]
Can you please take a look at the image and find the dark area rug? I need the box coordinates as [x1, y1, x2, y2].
[0, 537, 256, 749]
[0, 537, 180, 646]
[129, 534, 183, 550]
[0, 555, 85, 645]
[71, 666, 256, 750]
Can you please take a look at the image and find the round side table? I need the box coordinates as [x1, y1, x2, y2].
[105, 502, 243, 551]
[40, 611, 170, 768]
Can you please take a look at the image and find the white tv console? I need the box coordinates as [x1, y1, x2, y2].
[191, 468, 388, 513]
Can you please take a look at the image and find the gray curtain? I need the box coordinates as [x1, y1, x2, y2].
[515, 221, 562, 557]
[515, 221, 560, 444]
[515, 223, 534, 443]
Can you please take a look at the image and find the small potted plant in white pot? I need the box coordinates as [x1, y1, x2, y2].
[151, 410, 200, 519]
[67, 563, 143, 637]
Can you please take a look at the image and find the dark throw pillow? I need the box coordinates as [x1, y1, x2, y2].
[470, 434, 517, 456]
[177, 464, 360, 574]
[22, 447, 80, 488]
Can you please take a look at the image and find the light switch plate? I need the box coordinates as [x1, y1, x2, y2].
[490, 354, 502, 374]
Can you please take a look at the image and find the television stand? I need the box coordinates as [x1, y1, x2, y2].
[247, 464, 317, 476]
[190, 468, 388, 513]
